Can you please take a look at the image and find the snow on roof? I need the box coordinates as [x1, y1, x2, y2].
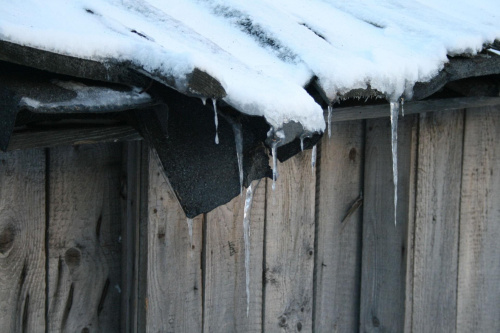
[1, 0, 499, 132]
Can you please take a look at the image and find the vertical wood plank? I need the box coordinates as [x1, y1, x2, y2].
[47, 143, 123, 332]
[143, 151, 203, 333]
[264, 151, 316, 332]
[0, 149, 46, 332]
[410, 110, 464, 332]
[204, 180, 266, 333]
[314, 120, 364, 332]
[360, 116, 417, 332]
[457, 107, 500, 332]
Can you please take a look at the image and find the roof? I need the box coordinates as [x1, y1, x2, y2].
[1, 1, 500, 217]
[2, 0, 500, 133]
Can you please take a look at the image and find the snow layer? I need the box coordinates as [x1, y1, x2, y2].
[1, 0, 499, 131]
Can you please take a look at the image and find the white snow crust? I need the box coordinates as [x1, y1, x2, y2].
[2, 0, 499, 131]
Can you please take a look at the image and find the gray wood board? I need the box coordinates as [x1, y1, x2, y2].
[142, 152, 203, 333]
[204, 180, 266, 333]
[360, 115, 417, 332]
[313, 120, 364, 332]
[264, 151, 316, 332]
[0, 149, 46, 332]
[47, 143, 123, 332]
[329, 97, 500, 123]
[410, 110, 464, 332]
[457, 106, 500, 332]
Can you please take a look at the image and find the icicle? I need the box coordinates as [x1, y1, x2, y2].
[400, 98, 405, 117]
[390, 101, 399, 225]
[300, 137, 304, 152]
[327, 104, 332, 139]
[243, 180, 258, 316]
[232, 122, 244, 195]
[271, 142, 278, 191]
[201, 97, 207, 105]
[212, 99, 219, 144]
[186, 218, 193, 246]
[311, 144, 317, 174]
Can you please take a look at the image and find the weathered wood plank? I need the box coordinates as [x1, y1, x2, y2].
[313, 120, 364, 332]
[457, 107, 500, 332]
[142, 151, 203, 332]
[8, 125, 141, 152]
[329, 97, 500, 123]
[47, 143, 123, 332]
[360, 115, 417, 332]
[411, 110, 464, 332]
[204, 180, 266, 333]
[0, 149, 46, 332]
[264, 151, 316, 332]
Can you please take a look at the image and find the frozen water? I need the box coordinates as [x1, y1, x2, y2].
[243, 180, 258, 316]
[311, 144, 317, 173]
[201, 97, 207, 105]
[212, 99, 219, 144]
[327, 104, 333, 139]
[390, 101, 399, 225]
[401, 98, 405, 117]
[187, 218, 193, 246]
[231, 121, 244, 195]
[271, 143, 278, 191]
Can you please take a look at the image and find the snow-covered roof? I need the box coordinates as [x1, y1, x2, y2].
[1, 0, 500, 132]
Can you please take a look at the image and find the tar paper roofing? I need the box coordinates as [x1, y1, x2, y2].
[1, 0, 500, 132]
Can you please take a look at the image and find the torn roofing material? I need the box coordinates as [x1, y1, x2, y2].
[1, 0, 499, 132]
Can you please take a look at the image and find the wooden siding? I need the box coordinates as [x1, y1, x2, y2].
[0, 106, 499, 332]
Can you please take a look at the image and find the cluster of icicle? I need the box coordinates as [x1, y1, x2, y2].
[184, 95, 405, 313]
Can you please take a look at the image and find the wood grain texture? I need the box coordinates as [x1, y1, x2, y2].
[0, 149, 46, 332]
[457, 107, 500, 333]
[411, 111, 464, 332]
[143, 152, 203, 333]
[47, 143, 123, 332]
[264, 151, 316, 333]
[314, 121, 364, 332]
[360, 116, 417, 332]
[204, 180, 266, 333]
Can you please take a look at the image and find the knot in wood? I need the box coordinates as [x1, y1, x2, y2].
[65, 247, 82, 267]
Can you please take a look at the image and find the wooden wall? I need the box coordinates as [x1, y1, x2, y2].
[1, 106, 499, 332]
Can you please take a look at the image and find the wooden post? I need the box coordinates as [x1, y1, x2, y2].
[360, 116, 417, 332]
[203, 180, 266, 332]
[46, 143, 123, 332]
[410, 110, 464, 332]
[457, 107, 500, 332]
[264, 151, 316, 332]
[0, 149, 46, 332]
[314, 120, 364, 332]
[139, 150, 203, 332]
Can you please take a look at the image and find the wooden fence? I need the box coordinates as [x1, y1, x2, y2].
[0, 106, 499, 332]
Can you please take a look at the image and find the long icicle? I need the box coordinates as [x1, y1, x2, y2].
[232, 121, 244, 195]
[390, 101, 399, 225]
[243, 180, 259, 316]
[271, 142, 278, 191]
[311, 144, 317, 174]
[212, 99, 219, 144]
[186, 218, 193, 247]
[328, 104, 333, 139]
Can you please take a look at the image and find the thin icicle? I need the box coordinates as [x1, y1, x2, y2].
[243, 180, 258, 316]
[201, 97, 207, 105]
[390, 101, 399, 225]
[212, 99, 219, 144]
[311, 144, 317, 174]
[300, 137, 304, 152]
[328, 104, 332, 139]
[186, 218, 193, 246]
[271, 142, 278, 191]
[401, 98, 405, 117]
[232, 121, 244, 195]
